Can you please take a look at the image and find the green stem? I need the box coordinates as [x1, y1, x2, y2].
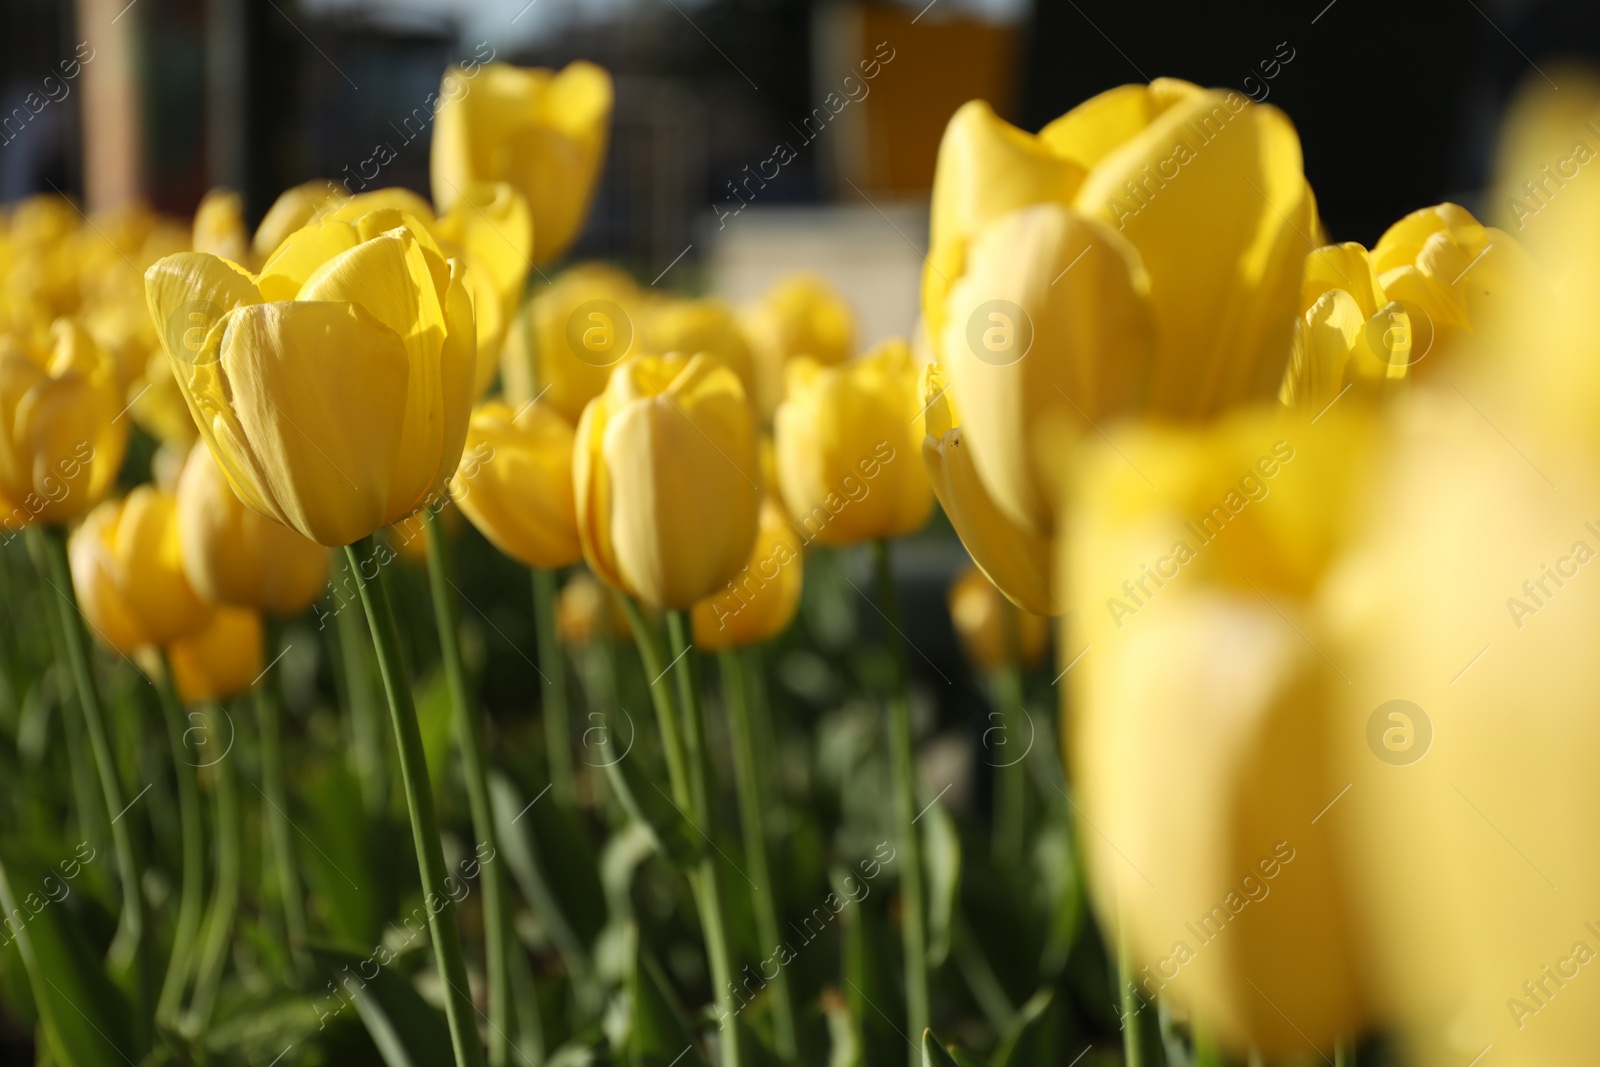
[254, 623, 309, 970]
[345, 537, 485, 1067]
[615, 595, 689, 805]
[187, 703, 239, 1029]
[154, 658, 204, 1024]
[33, 526, 149, 1014]
[425, 510, 511, 1067]
[666, 611, 741, 1067]
[1117, 923, 1161, 1067]
[530, 567, 575, 805]
[871, 539, 928, 1066]
[332, 555, 387, 812]
[719, 649, 797, 1063]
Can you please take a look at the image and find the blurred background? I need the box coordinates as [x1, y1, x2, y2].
[8, 0, 1600, 349]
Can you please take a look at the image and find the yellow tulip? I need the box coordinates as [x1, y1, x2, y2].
[556, 570, 626, 647]
[924, 84, 1317, 532]
[575, 353, 760, 610]
[168, 605, 264, 704]
[145, 204, 476, 547]
[130, 350, 199, 446]
[741, 274, 855, 418]
[773, 338, 932, 547]
[431, 61, 613, 264]
[948, 566, 1049, 672]
[1279, 205, 1542, 408]
[920, 364, 1056, 615]
[692, 498, 803, 651]
[193, 188, 249, 263]
[0, 318, 127, 528]
[432, 182, 534, 393]
[644, 298, 758, 408]
[501, 263, 645, 423]
[69, 486, 213, 653]
[449, 398, 581, 570]
[1065, 406, 1379, 1059]
[176, 440, 329, 617]
[252, 179, 343, 262]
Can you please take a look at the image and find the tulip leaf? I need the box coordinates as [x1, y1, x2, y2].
[630, 952, 708, 1067]
[489, 771, 602, 981]
[597, 733, 703, 870]
[993, 988, 1063, 1067]
[921, 799, 961, 968]
[309, 945, 453, 1067]
[0, 849, 137, 1067]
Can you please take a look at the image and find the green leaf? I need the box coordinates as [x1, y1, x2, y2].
[595, 732, 702, 869]
[841, 866, 901, 1067]
[921, 801, 961, 968]
[630, 953, 708, 1067]
[921, 1029, 965, 1066]
[993, 988, 1063, 1067]
[489, 771, 599, 982]
[0, 849, 137, 1067]
[308, 945, 453, 1067]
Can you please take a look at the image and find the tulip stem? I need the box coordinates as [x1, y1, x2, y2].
[992, 656, 1027, 869]
[530, 567, 575, 804]
[332, 553, 388, 812]
[666, 611, 742, 1067]
[154, 656, 205, 1024]
[1117, 921, 1161, 1067]
[345, 537, 485, 1067]
[615, 594, 689, 805]
[425, 510, 512, 1067]
[187, 703, 240, 1030]
[33, 525, 150, 1016]
[254, 622, 310, 971]
[871, 538, 929, 1067]
[719, 648, 798, 1063]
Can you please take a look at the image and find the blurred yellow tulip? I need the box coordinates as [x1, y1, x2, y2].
[0, 318, 127, 528]
[741, 274, 855, 419]
[692, 498, 803, 651]
[193, 188, 249, 263]
[575, 353, 760, 610]
[450, 398, 581, 570]
[556, 570, 627, 647]
[168, 605, 264, 704]
[145, 204, 476, 547]
[774, 338, 931, 547]
[176, 440, 329, 617]
[948, 566, 1048, 672]
[252, 179, 343, 262]
[644, 298, 758, 407]
[921, 364, 1056, 615]
[1280, 205, 1542, 408]
[1065, 406, 1379, 1059]
[433, 182, 534, 393]
[431, 61, 613, 264]
[69, 486, 213, 653]
[501, 263, 645, 423]
[130, 350, 199, 446]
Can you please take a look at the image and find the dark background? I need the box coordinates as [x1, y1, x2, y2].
[5, 0, 1598, 261]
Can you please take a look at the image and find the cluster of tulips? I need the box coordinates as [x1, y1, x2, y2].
[5, 44, 1600, 1067]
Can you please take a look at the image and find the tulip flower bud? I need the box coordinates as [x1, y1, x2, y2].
[502, 263, 646, 424]
[146, 204, 477, 547]
[741, 274, 855, 419]
[692, 498, 803, 651]
[0, 318, 127, 528]
[450, 399, 582, 570]
[643, 298, 758, 409]
[168, 605, 264, 704]
[921, 364, 1056, 615]
[948, 566, 1049, 672]
[252, 179, 343, 262]
[433, 182, 534, 395]
[176, 441, 329, 617]
[431, 61, 613, 265]
[575, 353, 760, 610]
[556, 570, 627, 647]
[773, 338, 932, 547]
[69, 487, 213, 653]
